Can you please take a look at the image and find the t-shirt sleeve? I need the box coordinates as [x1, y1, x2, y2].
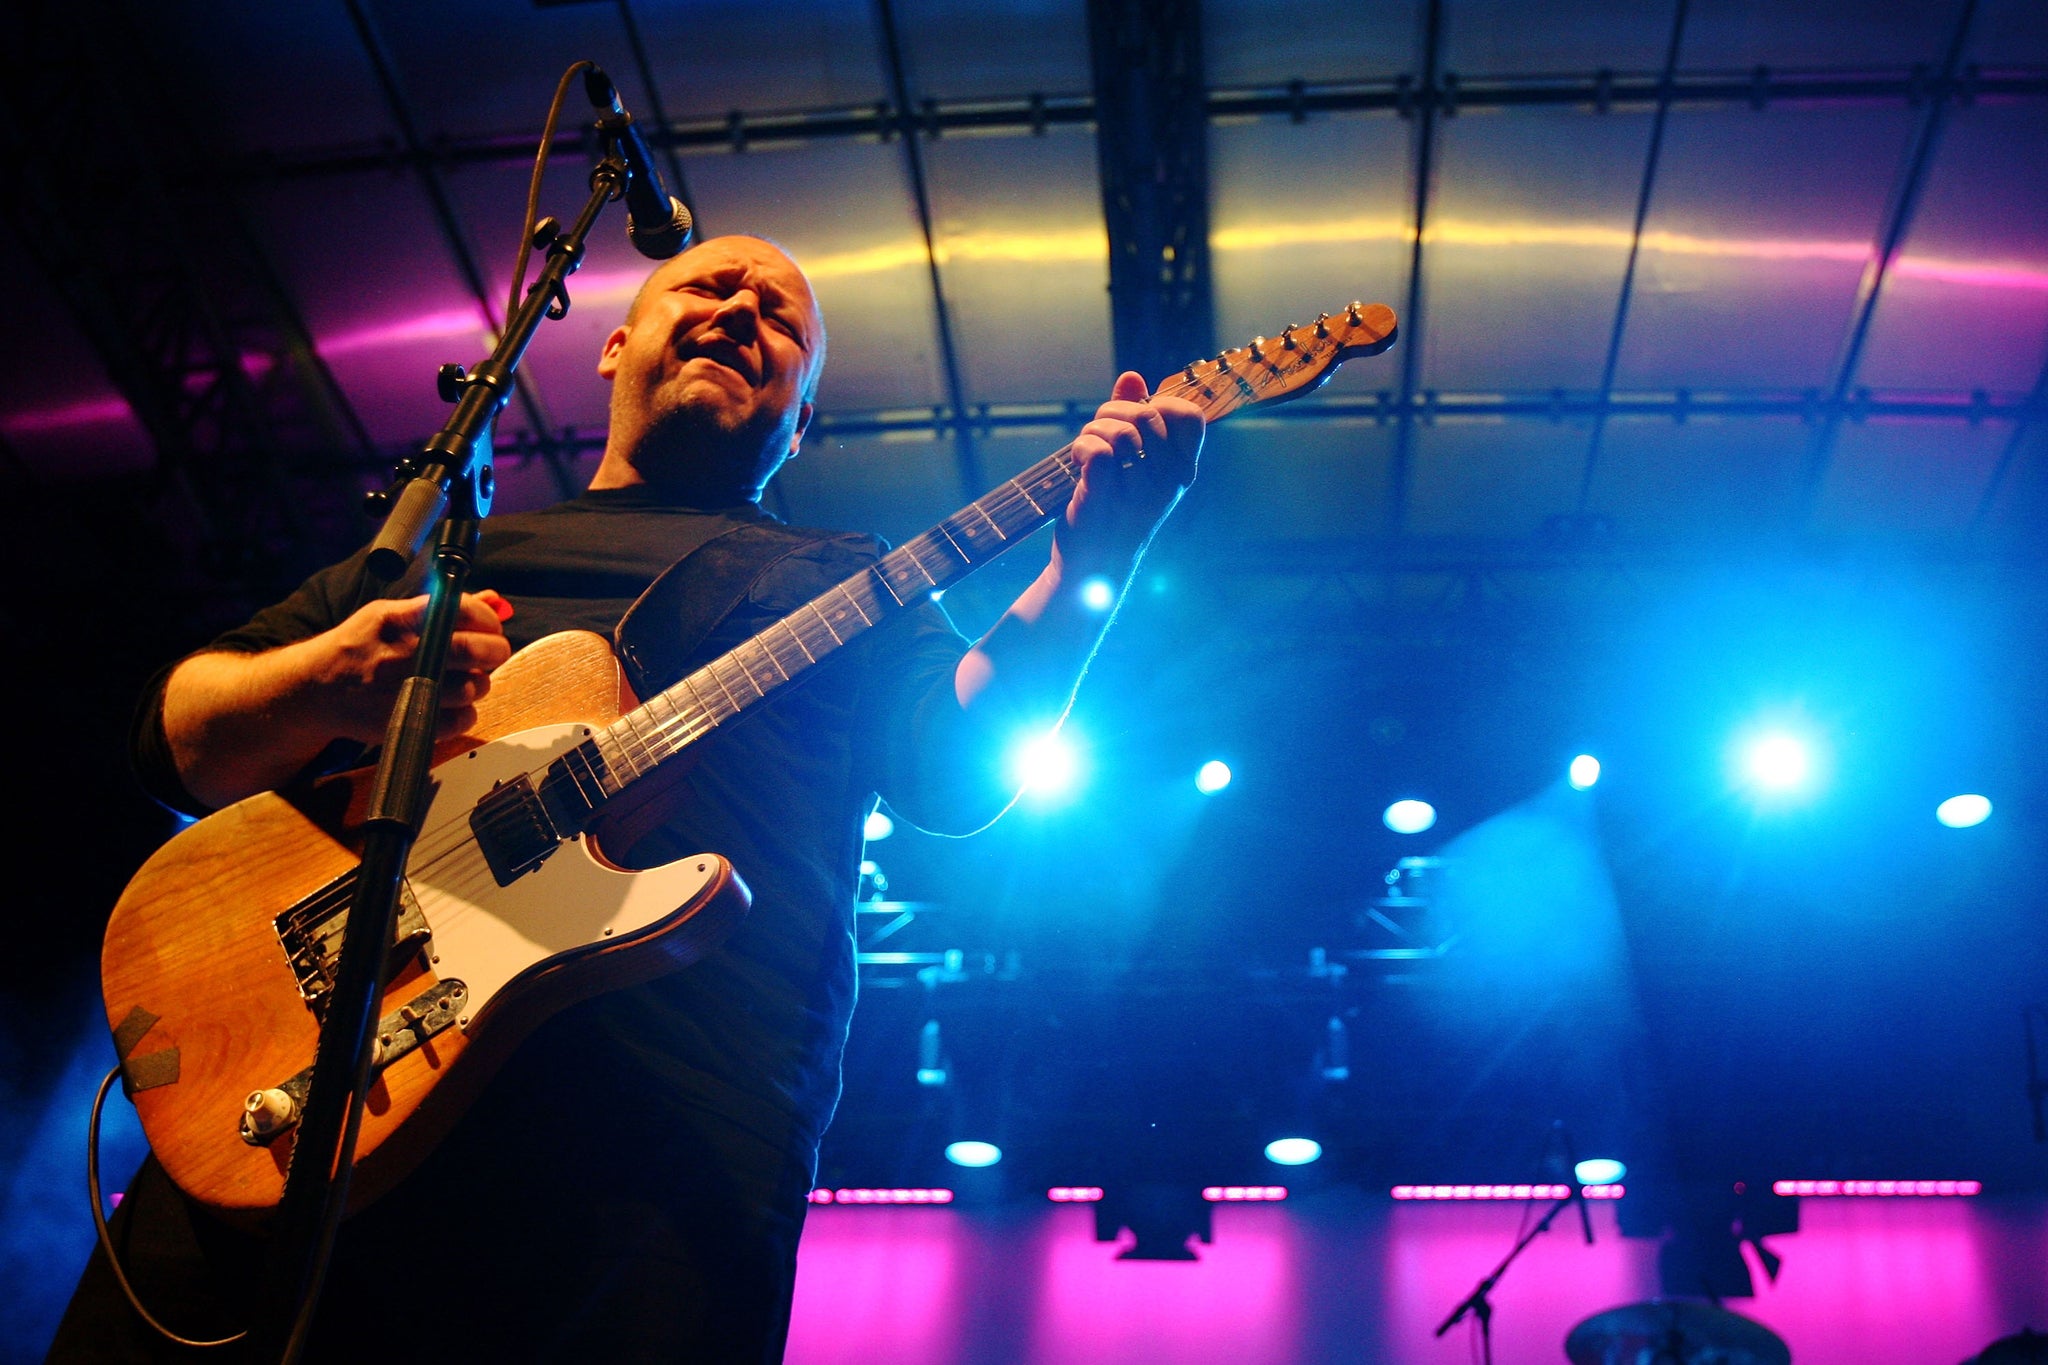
[852, 597, 1013, 837]
[128, 548, 418, 815]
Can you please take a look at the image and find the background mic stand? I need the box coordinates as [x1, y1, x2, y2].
[1433, 1190, 1582, 1365]
[250, 130, 635, 1365]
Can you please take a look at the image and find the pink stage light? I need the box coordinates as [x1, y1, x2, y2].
[1047, 1187, 1105, 1202]
[808, 1188, 956, 1205]
[1773, 1179, 1981, 1197]
[1203, 1186, 1289, 1202]
[1390, 1184, 1625, 1200]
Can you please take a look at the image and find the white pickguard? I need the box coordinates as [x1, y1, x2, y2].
[401, 723, 721, 1031]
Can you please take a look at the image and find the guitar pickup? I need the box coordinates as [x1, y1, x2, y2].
[471, 775, 563, 887]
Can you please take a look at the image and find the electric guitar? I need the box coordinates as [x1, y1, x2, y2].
[100, 303, 1398, 1220]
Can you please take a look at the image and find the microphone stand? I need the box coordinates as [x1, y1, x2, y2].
[251, 129, 637, 1365]
[1433, 1189, 1585, 1365]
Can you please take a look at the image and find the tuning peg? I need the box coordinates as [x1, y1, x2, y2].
[1216, 353, 1232, 373]
[1346, 301, 1363, 324]
[1314, 312, 1330, 339]
[1249, 336, 1265, 361]
[1282, 329, 1298, 351]
[1184, 364, 1198, 381]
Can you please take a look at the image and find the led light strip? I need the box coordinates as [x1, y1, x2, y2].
[1772, 1179, 1980, 1197]
[807, 1188, 954, 1205]
[1047, 1187, 1105, 1202]
[1392, 1184, 1625, 1200]
[1203, 1186, 1289, 1202]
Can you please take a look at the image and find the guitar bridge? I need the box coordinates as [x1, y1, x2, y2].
[274, 875, 431, 1020]
[239, 979, 467, 1146]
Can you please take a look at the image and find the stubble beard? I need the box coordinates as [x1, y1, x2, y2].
[621, 372, 797, 503]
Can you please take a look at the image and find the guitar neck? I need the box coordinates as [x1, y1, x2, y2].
[541, 302, 1397, 820]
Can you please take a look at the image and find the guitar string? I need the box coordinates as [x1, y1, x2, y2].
[294, 349, 1319, 938]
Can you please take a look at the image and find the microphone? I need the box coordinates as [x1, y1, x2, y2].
[583, 65, 693, 259]
[1556, 1120, 1595, 1246]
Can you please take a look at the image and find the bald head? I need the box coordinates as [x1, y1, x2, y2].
[590, 235, 826, 500]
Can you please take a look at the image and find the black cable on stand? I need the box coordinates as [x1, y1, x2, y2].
[248, 62, 678, 1363]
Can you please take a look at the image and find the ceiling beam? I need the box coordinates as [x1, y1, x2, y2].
[215, 68, 2048, 182]
[1797, 0, 1980, 521]
[461, 387, 2048, 459]
[1086, 0, 1216, 385]
[872, 0, 981, 499]
[1577, 0, 1691, 513]
[339, 0, 575, 498]
[1386, 0, 1446, 537]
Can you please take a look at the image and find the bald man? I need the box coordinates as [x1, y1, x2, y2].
[53, 236, 1201, 1364]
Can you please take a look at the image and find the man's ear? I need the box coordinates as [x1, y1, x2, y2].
[785, 400, 815, 461]
[597, 324, 631, 381]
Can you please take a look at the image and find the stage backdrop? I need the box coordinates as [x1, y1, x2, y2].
[787, 1192, 2048, 1365]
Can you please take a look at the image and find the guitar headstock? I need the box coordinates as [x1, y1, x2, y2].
[1159, 303, 1398, 420]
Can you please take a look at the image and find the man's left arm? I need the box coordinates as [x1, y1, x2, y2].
[953, 370, 1203, 734]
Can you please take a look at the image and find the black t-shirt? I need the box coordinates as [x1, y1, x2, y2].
[133, 486, 986, 1162]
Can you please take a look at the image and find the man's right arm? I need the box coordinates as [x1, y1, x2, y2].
[163, 591, 513, 811]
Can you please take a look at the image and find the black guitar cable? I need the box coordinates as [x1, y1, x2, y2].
[87, 1065, 246, 1348]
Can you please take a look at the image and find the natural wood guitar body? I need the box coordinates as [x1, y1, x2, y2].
[100, 631, 750, 1222]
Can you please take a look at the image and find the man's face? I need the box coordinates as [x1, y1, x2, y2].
[596, 236, 824, 500]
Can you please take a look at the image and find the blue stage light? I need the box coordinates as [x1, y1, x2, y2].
[1265, 1137, 1322, 1166]
[1569, 754, 1601, 790]
[1011, 729, 1082, 801]
[1080, 575, 1116, 611]
[1383, 799, 1437, 834]
[863, 809, 895, 841]
[1737, 730, 1818, 797]
[945, 1140, 1002, 1168]
[1196, 760, 1232, 794]
[1574, 1158, 1627, 1186]
[1935, 794, 1992, 828]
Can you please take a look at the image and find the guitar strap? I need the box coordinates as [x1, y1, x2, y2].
[612, 520, 876, 700]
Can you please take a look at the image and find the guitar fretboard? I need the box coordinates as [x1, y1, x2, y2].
[534, 303, 1396, 823]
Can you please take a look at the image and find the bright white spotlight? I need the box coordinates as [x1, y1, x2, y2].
[945, 1140, 1002, 1168]
[1383, 799, 1437, 834]
[1574, 1157, 1626, 1186]
[1010, 729, 1081, 800]
[863, 809, 895, 841]
[1196, 760, 1232, 794]
[1936, 794, 1992, 829]
[1080, 575, 1117, 612]
[1743, 733, 1811, 791]
[1569, 754, 1601, 790]
[1265, 1137, 1322, 1166]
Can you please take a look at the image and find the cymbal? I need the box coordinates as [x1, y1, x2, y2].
[1565, 1300, 1790, 1365]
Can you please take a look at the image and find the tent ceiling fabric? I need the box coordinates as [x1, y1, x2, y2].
[3, 0, 2045, 569]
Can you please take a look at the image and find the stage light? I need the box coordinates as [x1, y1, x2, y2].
[1772, 1179, 1980, 1197]
[1383, 799, 1437, 834]
[1569, 754, 1601, 790]
[1391, 1184, 1625, 1200]
[1195, 760, 1232, 794]
[1080, 575, 1116, 611]
[945, 1140, 1002, 1168]
[1264, 1137, 1322, 1166]
[1575, 1158, 1626, 1186]
[1010, 729, 1081, 800]
[1203, 1186, 1288, 1202]
[809, 1188, 954, 1205]
[1936, 794, 1992, 828]
[1048, 1187, 1104, 1202]
[1742, 732, 1811, 792]
[917, 1019, 947, 1087]
[863, 809, 895, 841]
